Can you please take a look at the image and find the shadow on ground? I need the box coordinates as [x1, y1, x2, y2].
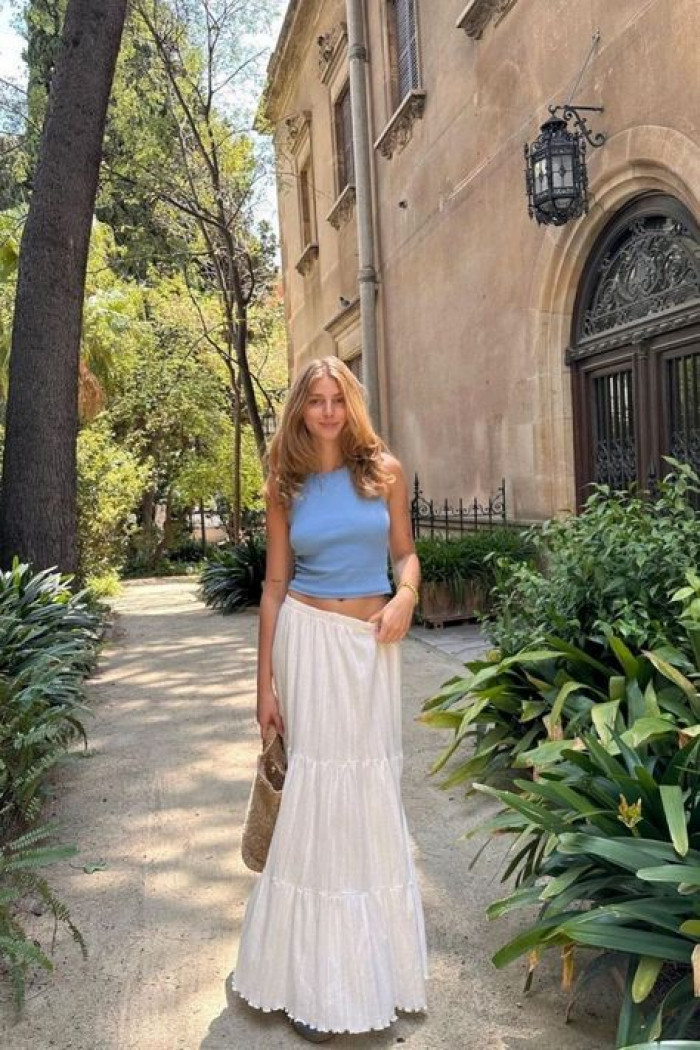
[0, 580, 615, 1050]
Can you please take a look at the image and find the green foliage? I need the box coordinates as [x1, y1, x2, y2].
[420, 482, 700, 1043]
[0, 560, 102, 833]
[421, 605, 700, 791]
[672, 570, 700, 671]
[619, 1043, 700, 1049]
[0, 822, 86, 1011]
[85, 570, 122, 599]
[2, 1, 288, 575]
[77, 416, 150, 581]
[470, 731, 700, 1045]
[487, 463, 700, 656]
[416, 529, 535, 603]
[200, 536, 266, 613]
[0, 563, 99, 1007]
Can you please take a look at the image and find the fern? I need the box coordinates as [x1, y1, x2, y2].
[0, 825, 87, 1009]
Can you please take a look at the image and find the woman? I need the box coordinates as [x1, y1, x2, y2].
[231, 357, 428, 1041]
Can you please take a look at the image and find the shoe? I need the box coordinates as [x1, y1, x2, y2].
[290, 1017, 335, 1043]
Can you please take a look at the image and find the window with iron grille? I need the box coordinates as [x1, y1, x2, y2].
[334, 84, 355, 193]
[388, 0, 420, 106]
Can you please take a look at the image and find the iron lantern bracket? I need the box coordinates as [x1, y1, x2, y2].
[548, 104, 606, 149]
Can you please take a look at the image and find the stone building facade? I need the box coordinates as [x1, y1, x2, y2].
[263, 0, 700, 520]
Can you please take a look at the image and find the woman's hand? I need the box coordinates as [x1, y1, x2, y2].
[257, 685, 285, 740]
[368, 588, 416, 644]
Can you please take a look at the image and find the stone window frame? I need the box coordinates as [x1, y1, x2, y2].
[374, 0, 426, 161]
[324, 296, 361, 369]
[285, 112, 319, 277]
[322, 32, 357, 231]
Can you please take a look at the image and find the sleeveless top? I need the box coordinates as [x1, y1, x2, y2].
[288, 466, 391, 598]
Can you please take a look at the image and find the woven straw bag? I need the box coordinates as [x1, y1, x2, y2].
[241, 729, 287, 873]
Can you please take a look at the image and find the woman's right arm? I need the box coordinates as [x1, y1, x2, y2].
[256, 482, 292, 740]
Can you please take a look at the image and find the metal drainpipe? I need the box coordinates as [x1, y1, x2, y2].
[345, 0, 381, 431]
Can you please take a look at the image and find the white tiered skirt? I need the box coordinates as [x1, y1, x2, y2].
[231, 595, 428, 1034]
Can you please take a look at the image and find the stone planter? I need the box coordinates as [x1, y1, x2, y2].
[418, 579, 486, 628]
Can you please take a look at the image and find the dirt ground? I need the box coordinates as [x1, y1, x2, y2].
[0, 579, 614, 1049]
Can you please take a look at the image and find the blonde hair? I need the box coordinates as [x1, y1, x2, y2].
[266, 356, 394, 505]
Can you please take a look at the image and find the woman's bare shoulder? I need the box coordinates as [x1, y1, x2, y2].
[380, 450, 404, 476]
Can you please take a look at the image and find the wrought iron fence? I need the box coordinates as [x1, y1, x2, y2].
[410, 474, 507, 539]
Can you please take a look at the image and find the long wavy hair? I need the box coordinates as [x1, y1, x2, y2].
[266, 356, 395, 506]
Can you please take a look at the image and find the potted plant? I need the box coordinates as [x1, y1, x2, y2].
[415, 530, 534, 628]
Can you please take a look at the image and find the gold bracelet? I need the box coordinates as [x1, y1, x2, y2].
[398, 580, 420, 605]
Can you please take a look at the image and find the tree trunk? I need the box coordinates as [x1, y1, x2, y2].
[199, 503, 206, 554]
[0, 0, 128, 573]
[157, 487, 176, 559]
[233, 371, 242, 543]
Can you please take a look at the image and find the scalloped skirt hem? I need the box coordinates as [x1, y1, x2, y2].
[230, 979, 428, 1035]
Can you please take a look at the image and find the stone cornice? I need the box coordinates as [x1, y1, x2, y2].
[374, 90, 427, 160]
[326, 184, 356, 229]
[456, 0, 519, 39]
[265, 0, 321, 123]
[295, 241, 319, 277]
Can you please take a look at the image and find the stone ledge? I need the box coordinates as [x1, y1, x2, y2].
[294, 241, 319, 277]
[374, 90, 427, 160]
[456, 0, 519, 39]
[326, 184, 356, 229]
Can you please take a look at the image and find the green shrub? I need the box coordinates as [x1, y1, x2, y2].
[77, 417, 150, 581]
[166, 538, 207, 563]
[86, 569, 122, 599]
[420, 554, 700, 1042]
[416, 528, 536, 604]
[0, 560, 102, 833]
[200, 535, 266, 612]
[122, 549, 201, 578]
[0, 563, 102, 1008]
[420, 605, 700, 792]
[620, 1043, 700, 1049]
[472, 731, 700, 1046]
[487, 461, 700, 656]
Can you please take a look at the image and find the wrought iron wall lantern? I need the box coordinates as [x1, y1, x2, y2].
[524, 105, 605, 226]
[524, 32, 606, 227]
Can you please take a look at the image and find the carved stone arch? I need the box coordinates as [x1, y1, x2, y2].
[526, 125, 700, 514]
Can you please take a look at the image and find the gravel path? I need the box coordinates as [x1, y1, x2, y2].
[0, 579, 613, 1049]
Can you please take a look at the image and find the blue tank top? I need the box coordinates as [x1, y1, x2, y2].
[288, 466, 391, 598]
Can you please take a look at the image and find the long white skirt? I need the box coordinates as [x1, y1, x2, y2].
[231, 595, 428, 1034]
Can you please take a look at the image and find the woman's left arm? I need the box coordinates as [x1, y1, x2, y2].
[369, 455, 421, 643]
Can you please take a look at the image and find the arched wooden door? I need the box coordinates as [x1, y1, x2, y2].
[569, 194, 700, 506]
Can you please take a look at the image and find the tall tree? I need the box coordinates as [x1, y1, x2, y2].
[0, 0, 128, 572]
[134, 0, 276, 463]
